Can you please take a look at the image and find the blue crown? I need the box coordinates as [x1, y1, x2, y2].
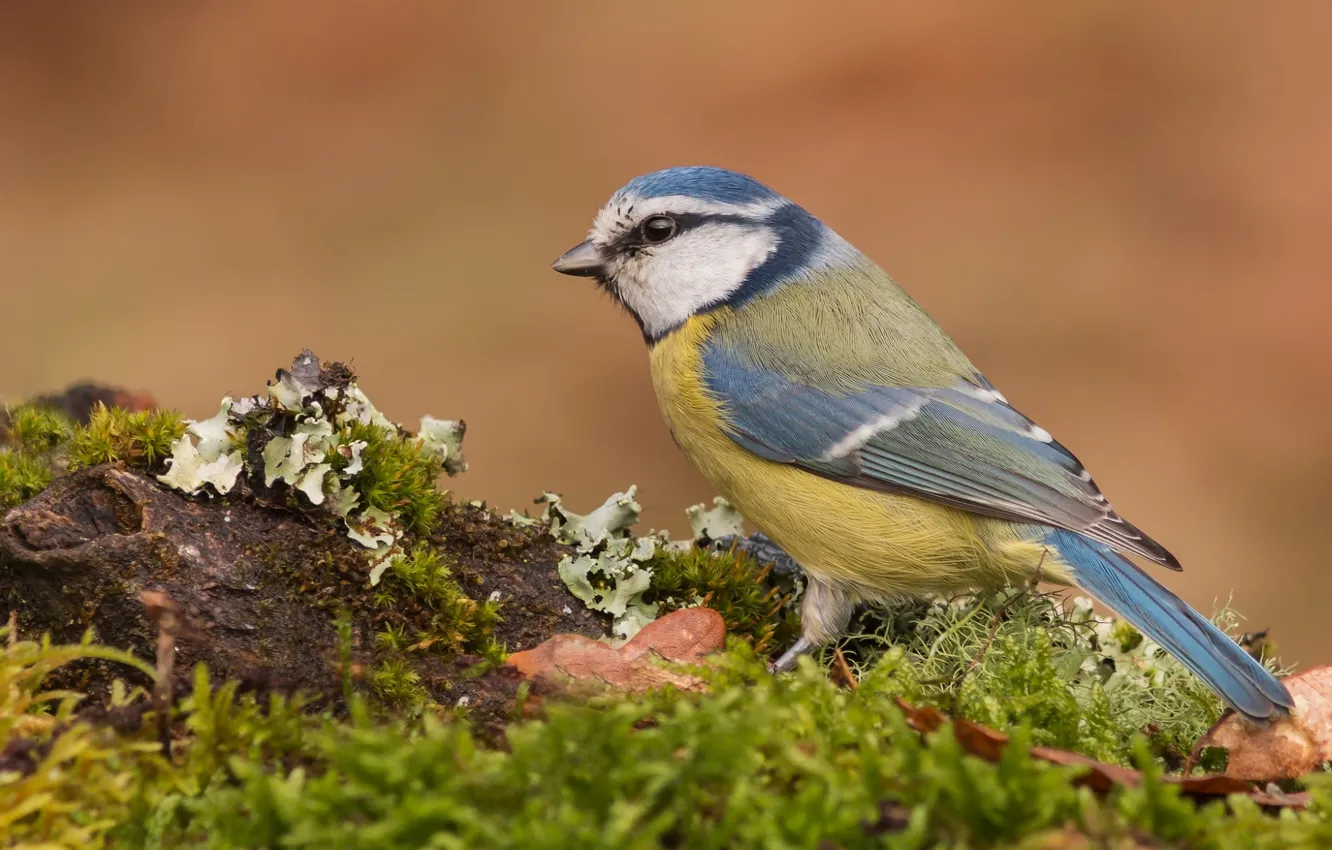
[618, 166, 780, 205]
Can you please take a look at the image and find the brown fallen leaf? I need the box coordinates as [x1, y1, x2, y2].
[894, 698, 1308, 810]
[507, 607, 725, 696]
[1194, 665, 1332, 782]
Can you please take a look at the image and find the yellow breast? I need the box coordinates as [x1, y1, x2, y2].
[648, 312, 1064, 599]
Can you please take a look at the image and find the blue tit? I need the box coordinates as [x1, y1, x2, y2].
[552, 166, 1292, 722]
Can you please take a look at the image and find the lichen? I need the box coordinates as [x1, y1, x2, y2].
[4, 359, 1322, 847]
[152, 351, 463, 585]
[542, 487, 675, 641]
[156, 399, 247, 495]
[543, 491, 798, 647]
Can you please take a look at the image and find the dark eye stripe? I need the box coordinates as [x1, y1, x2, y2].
[609, 211, 749, 255]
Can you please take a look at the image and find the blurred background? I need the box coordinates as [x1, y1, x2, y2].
[2, 2, 1328, 663]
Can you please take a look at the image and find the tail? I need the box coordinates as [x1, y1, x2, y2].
[1046, 528, 1293, 722]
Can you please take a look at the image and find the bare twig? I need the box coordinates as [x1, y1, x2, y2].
[140, 590, 182, 758]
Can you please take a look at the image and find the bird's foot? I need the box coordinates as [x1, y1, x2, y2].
[768, 637, 814, 674]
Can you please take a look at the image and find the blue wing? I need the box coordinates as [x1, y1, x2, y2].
[702, 342, 1181, 570]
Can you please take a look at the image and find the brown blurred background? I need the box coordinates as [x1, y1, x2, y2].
[1, 2, 1329, 663]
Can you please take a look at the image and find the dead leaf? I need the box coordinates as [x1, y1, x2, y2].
[507, 607, 725, 696]
[894, 698, 1309, 810]
[1194, 665, 1332, 782]
[621, 606, 725, 662]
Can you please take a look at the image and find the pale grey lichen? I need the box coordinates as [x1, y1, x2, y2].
[156, 399, 245, 495]
[417, 416, 467, 476]
[541, 486, 644, 549]
[544, 489, 762, 642]
[541, 488, 677, 641]
[686, 496, 745, 541]
[156, 351, 464, 586]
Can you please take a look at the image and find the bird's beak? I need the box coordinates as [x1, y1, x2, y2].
[551, 240, 604, 278]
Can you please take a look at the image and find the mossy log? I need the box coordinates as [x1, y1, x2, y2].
[0, 462, 602, 730]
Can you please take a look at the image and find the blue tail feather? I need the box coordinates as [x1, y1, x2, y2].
[1046, 528, 1293, 722]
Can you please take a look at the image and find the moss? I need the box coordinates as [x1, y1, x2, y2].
[0, 402, 74, 509]
[5, 598, 1329, 848]
[830, 588, 1247, 766]
[0, 621, 161, 848]
[368, 657, 428, 713]
[0, 449, 55, 509]
[332, 420, 447, 536]
[0, 400, 189, 510]
[2, 402, 74, 453]
[380, 544, 503, 659]
[67, 403, 186, 473]
[5, 360, 1318, 844]
[642, 545, 800, 654]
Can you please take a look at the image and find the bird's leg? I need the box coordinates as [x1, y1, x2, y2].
[769, 577, 856, 674]
[770, 637, 813, 673]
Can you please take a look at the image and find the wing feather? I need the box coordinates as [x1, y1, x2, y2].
[703, 341, 1181, 570]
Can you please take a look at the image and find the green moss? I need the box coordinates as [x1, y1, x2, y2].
[831, 589, 1246, 766]
[368, 657, 428, 713]
[67, 403, 186, 472]
[2, 402, 74, 453]
[0, 402, 74, 509]
[334, 421, 447, 536]
[0, 448, 55, 509]
[116, 649, 1332, 847]
[643, 545, 800, 654]
[5, 608, 1328, 848]
[374, 622, 412, 653]
[0, 400, 191, 510]
[381, 544, 503, 659]
[0, 621, 160, 848]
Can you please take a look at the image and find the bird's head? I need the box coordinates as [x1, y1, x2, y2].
[552, 166, 855, 342]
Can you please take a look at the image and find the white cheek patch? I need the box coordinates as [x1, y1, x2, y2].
[611, 222, 779, 338]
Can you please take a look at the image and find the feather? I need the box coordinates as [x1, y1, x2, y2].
[1047, 528, 1291, 721]
[701, 267, 1181, 571]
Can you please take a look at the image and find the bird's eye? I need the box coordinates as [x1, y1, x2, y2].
[641, 215, 677, 244]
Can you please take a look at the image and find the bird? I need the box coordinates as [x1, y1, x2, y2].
[551, 165, 1293, 722]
